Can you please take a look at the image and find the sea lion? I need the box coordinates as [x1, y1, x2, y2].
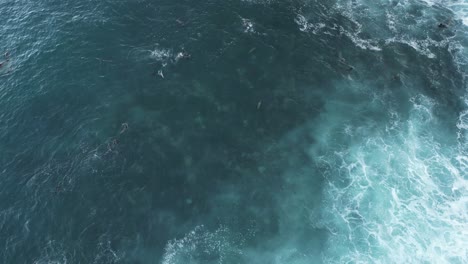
[438, 23, 447, 28]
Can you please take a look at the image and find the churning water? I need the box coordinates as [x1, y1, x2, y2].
[0, 0, 467, 263]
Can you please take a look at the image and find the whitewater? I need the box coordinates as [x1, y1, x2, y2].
[0, 0, 466, 263]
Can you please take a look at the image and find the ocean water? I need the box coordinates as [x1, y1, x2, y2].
[0, 0, 467, 263]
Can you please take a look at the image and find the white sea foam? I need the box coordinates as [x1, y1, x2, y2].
[241, 18, 255, 34]
[385, 37, 449, 59]
[316, 93, 468, 263]
[295, 14, 326, 34]
[161, 226, 244, 264]
[149, 48, 173, 62]
[421, 0, 468, 26]
[450, 2, 468, 26]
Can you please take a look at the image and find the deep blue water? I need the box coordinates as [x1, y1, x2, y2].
[0, 0, 467, 263]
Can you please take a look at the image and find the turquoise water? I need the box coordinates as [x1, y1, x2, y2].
[0, 0, 467, 263]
